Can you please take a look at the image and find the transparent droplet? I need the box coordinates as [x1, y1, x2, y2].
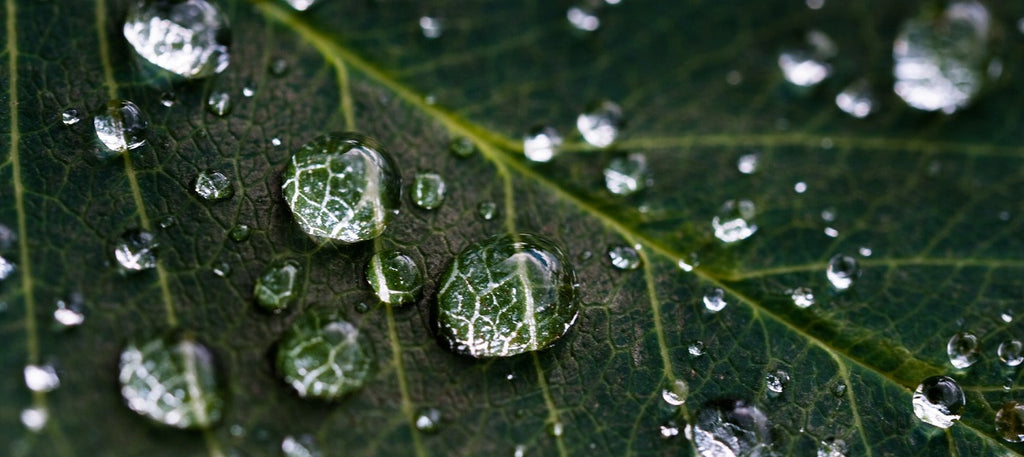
[817, 437, 847, 457]
[1001, 312, 1013, 323]
[212, 261, 231, 277]
[794, 181, 807, 193]
[205, 91, 232, 116]
[947, 331, 980, 369]
[661, 379, 688, 406]
[858, 246, 872, 257]
[778, 29, 836, 87]
[567, 5, 600, 32]
[158, 215, 176, 229]
[193, 170, 233, 201]
[61, 108, 81, 126]
[835, 79, 876, 118]
[411, 172, 446, 210]
[284, 0, 318, 11]
[604, 153, 651, 196]
[689, 399, 772, 457]
[229, 224, 251, 242]
[765, 370, 789, 396]
[20, 406, 48, 432]
[688, 340, 706, 357]
[276, 312, 375, 400]
[53, 296, 85, 328]
[366, 250, 424, 305]
[449, 136, 476, 158]
[269, 57, 289, 76]
[254, 259, 301, 312]
[282, 434, 321, 457]
[523, 125, 563, 163]
[282, 133, 402, 243]
[0, 256, 15, 281]
[114, 230, 158, 271]
[514, 444, 526, 457]
[94, 100, 147, 155]
[995, 401, 1024, 443]
[242, 86, 255, 98]
[160, 91, 176, 107]
[478, 201, 497, 221]
[607, 245, 641, 270]
[912, 375, 964, 428]
[789, 287, 815, 308]
[23, 364, 60, 393]
[548, 421, 564, 437]
[998, 340, 1023, 367]
[893, 1, 990, 114]
[806, 0, 825, 10]
[824, 227, 839, 238]
[702, 287, 727, 313]
[576, 100, 623, 148]
[419, 16, 443, 39]
[414, 407, 442, 433]
[737, 153, 759, 174]
[123, 0, 230, 79]
[437, 233, 580, 357]
[677, 253, 699, 272]
[825, 254, 859, 291]
[660, 423, 681, 438]
[119, 334, 225, 429]
[712, 199, 757, 243]
[271, 137, 283, 147]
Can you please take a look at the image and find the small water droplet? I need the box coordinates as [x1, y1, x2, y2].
[778, 30, 835, 87]
[193, 170, 233, 201]
[414, 407, 442, 433]
[114, 230, 158, 271]
[229, 224, 251, 242]
[254, 259, 301, 312]
[449, 136, 476, 158]
[577, 100, 623, 148]
[825, 254, 859, 291]
[765, 370, 789, 396]
[690, 399, 772, 456]
[269, 57, 289, 76]
[523, 125, 563, 163]
[53, 296, 85, 328]
[24, 364, 60, 393]
[277, 312, 374, 400]
[160, 91, 176, 107]
[478, 201, 497, 221]
[790, 287, 815, 308]
[835, 79, 876, 118]
[830, 382, 847, 398]
[94, 100, 147, 155]
[411, 172, 446, 210]
[607, 245, 641, 270]
[712, 199, 757, 243]
[123, 0, 230, 79]
[281, 434, 321, 457]
[660, 423, 680, 438]
[677, 253, 699, 272]
[271, 137, 283, 147]
[514, 444, 526, 457]
[206, 91, 232, 116]
[947, 331, 980, 369]
[419, 16, 443, 39]
[241, 86, 255, 98]
[284, 0, 318, 11]
[366, 250, 424, 305]
[794, 181, 807, 193]
[998, 340, 1023, 367]
[689, 340, 706, 357]
[548, 421, 564, 437]
[823, 227, 839, 238]
[661, 379, 689, 406]
[820, 208, 836, 222]
[996, 401, 1024, 443]
[912, 375, 964, 428]
[567, 4, 600, 32]
[817, 437, 847, 457]
[20, 406, 48, 432]
[702, 287, 727, 313]
[0, 256, 16, 281]
[61, 108, 81, 126]
[737, 153, 759, 174]
[725, 70, 743, 85]
[806, 0, 825, 10]
[604, 153, 650, 196]
[858, 246, 872, 257]
[1001, 312, 1013, 323]
[0, 223, 16, 251]
[158, 215, 176, 229]
[212, 261, 231, 277]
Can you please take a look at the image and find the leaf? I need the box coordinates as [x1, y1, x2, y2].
[3, 0, 1024, 455]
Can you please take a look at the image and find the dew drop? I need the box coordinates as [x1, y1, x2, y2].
[160, 91, 176, 107]
[660, 423, 680, 438]
[284, 0, 318, 11]
[411, 172, 446, 210]
[823, 227, 839, 238]
[1001, 312, 1013, 324]
[449, 136, 477, 158]
[765, 370, 789, 396]
[366, 250, 424, 305]
[514, 444, 526, 457]
[858, 246, 872, 257]
[806, 0, 825, 10]
[912, 375, 964, 428]
[229, 224, 251, 242]
[269, 57, 289, 76]
[212, 261, 231, 277]
[0, 256, 15, 281]
[607, 245, 641, 270]
[702, 287, 727, 313]
[282, 133, 402, 243]
[794, 181, 807, 193]
[119, 333, 225, 429]
[277, 312, 374, 400]
[737, 153, 759, 174]
[61, 108, 81, 126]
[123, 0, 230, 79]
[0, 223, 16, 250]
[23, 364, 60, 393]
[661, 379, 689, 406]
[817, 437, 847, 457]
[604, 153, 650, 196]
[242, 86, 255, 98]
[825, 254, 859, 291]
[419, 16, 443, 39]
[414, 407, 442, 433]
[995, 401, 1024, 443]
[835, 79, 876, 118]
[53, 296, 85, 328]
[688, 340, 706, 357]
[567, 4, 600, 32]
[778, 30, 836, 87]
[94, 100, 147, 155]
[254, 259, 301, 312]
[789, 287, 815, 308]
[576, 100, 623, 148]
[114, 230, 158, 271]
[998, 340, 1023, 367]
[946, 331, 980, 369]
[354, 302, 370, 313]
[271, 137, 283, 147]
[158, 215, 176, 229]
[282, 434, 321, 457]
[689, 399, 772, 457]
[477, 201, 497, 221]
[205, 91, 232, 117]
[193, 170, 233, 201]
[548, 421, 565, 437]
[20, 406, 48, 432]
[712, 199, 757, 243]
[523, 125, 563, 163]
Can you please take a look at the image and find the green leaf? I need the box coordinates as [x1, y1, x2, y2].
[3, 0, 1024, 455]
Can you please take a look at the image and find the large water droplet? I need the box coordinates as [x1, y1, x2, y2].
[254, 259, 301, 312]
[702, 287, 727, 313]
[712, 199, 757, 243]
[688, 399, 772, 457]
[415, 407, 443, 433]
[835, 79, 876, 118]
[123, 0, 230, 79]
[577, 100, 623, 148]
[789, 287, 815, 308]
[946, 331, 980, 369]
[411, 172, 446, 210]
[276, 312, 374, 400]
[114, 230, 158, 271]
[23, 364, 60, 393]
[604, 153, 651, 196]
[282, 434, 321, 457]
[61, 108, 81, 126]
[893, 1, 990, 113]
[193, 170, 233, 201]
[607, 245, 641, 270]
[118, 333, 225, 429]
[94, 100, 147, 155]
[282, 133, 401, 243]
[825, 254, 859, 291]
[205, 91, 232, 116]
[817, 438, 847, 457]
[911, 375, 964, 428]
[437, 233, 580, 357]
[995, 401, 1024, 443]
[998, 339, 1023, 367]
[366, 250, 424, 305]
[778, 30, 836, 87]
[523, 125, 563, 163]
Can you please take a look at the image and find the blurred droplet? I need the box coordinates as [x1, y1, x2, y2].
[477, 201, 497, 220]
[449, 136, 476, 158]
[415, 407, 443, 433]
[947, 331, 980, 369]
[284, 0, 318, 11]
[523, 125, 563, 163]
[608, 245, 641, 270]
[712, 199, 757, 243]
[53, 296, 85, 328]
[790, 287, 815, 308]
[577, 100, 623, 148]
[604, 153, 651, 196]
[778, 30, 836, 87]
[24, 364, 60, 393]
[794, 181, 807, 193]
[61, 108, 81, 126]
[835, 79, 876, 118]
[818, 437, 847, 457]
[20, 406, 48, 432]
[702, 287, 727, 313]
[282, 434, 321, 457]
[419, 16, 443, 39]
[825, 254, 859, 291]
[567, 4, 600, 32]
[737, 153, 759, 174]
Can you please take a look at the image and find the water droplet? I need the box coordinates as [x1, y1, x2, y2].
[24, 364, 60, 392]
[212, 261, 231, 277]
[806, 0, 825, 10]
[158, 215, 176, 229]
[523, 125, 563, 163]
[477, 201, 497, 221]
[271, 137, 283, 147]
[995, 401, 1024, 443]
[912, 375, 964, 428]
[114, 230, 158, 271]
[689, 399, 772, 457]
[206, 91, 232, 116]
[702, 287, 727, 313]
[778, 30, 836, 87]
[419, 16, 443, 39]
[607, 245, 641, 270]
[119, 333, 225, 429]
[825, 254, 859, 291]
[269, 57, 289, 76]
[160, 91, 176, 107]
[661, 379, 688, 406]
[514, 444, 526, 457]
[567, 5, 600, 32]
[94, 100, 147, 155]
[61, 108, 80, 126]
[281, 434, 321, 457]
[794, 181, 807, 193]
[712, 199, 757, 243]
[20, 406, 48, 432]
[660, 423, 680, 438]
[604, 153, 650, 196]
[254, 259, 301, 312]
[790, 287, 815, 308]
[830, 382, 847, 398]
[823, 227, 839, 238]
[737, 153, 759, 174]
[577, 100, 623, 148]
[411, 172, 446, 210]
[414, 407, 442, 433]
[765, 370, 789, 396]
[54, 296, 85, 328]
[354, 302, 370, 313]
[835, 79, 876, 118]
[946, 331, 980, 369]
[677, 253, 699, 272]
[284, 0, 318, 11]
[242, 86, 255, 98]
[282, 133, 402, 243]
[276, 312, 375, 400]
[548, 421, 565, 437]
[123, 0, 230, 79]
[858, 246, 872, 257]
[437, 233, 580, 357]
[1001, 312, 1013, 323]
[0, 256, 15, 281]
[366, 250, 424, 305]
[688, 340, 706, 357]
[229, 224, 251, 242]
[725, 70, 743, 85]
[193, 170, 233, 201]
[0, 223, 16, 250]
[449, 136, 476, 158]
[998, 340, 1023, 367]
[893, 1, 990, 113]
[817, 437, 847, 457]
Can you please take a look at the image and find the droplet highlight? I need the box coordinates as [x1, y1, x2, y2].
[789, 287, 815, 308]
[995, 401, 1024, 443]
[205, 91, 232, 116]
[835, 79, 876, 118]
